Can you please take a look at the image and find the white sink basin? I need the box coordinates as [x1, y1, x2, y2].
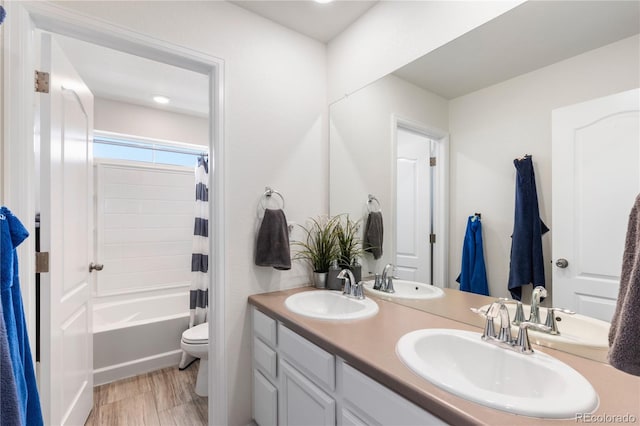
[476, 304, 610, 349]
[285, 290, 379, 321]
[397, 329, 598, 418]
[363, 280, 444, 300]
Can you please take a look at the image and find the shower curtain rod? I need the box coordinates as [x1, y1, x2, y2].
[95, 138, 209, 157]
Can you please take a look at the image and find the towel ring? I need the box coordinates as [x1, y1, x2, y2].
[260, 187, 285, 211]
[367, 194, 382, 213]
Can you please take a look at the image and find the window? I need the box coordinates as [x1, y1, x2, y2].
[94, 134, 208, 167]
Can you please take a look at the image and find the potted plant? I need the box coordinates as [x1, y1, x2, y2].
[293, 215, 340, 288]
[334, 214, 365, 282]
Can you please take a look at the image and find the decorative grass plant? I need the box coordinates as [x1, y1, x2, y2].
[293, 215, 340, 273]
[335, 214, 365, 267]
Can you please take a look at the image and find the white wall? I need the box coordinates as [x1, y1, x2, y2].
[94, 98, 209, 146]
[449, 35, 640, 302]
[327, 0, 523, 104]
[330, 74, 448, 278]
[49, 2, 327, 424]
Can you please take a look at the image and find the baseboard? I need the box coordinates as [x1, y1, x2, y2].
[93, 349, 183, 386]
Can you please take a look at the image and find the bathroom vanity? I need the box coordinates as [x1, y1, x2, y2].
[249, 287, 640, 426]
[251, 306, 443, 426]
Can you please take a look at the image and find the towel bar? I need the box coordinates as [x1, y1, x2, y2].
[260, 186, 284, 210]
[367, 194, 382, 213]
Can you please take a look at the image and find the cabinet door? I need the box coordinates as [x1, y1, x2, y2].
[253, 369, 277, 426]
[280, 359, 336, 426]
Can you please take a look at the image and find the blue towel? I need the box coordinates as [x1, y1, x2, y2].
[456, 215, 489, 296]
[1, 295, 22, 426]
[507, 156, 549, 300]
[1, 207, 44, 426]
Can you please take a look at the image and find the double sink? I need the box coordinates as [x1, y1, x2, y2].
[283, 287, 600, 419]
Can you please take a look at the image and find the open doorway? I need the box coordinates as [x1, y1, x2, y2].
[4, 4, 224, 425]
[393, 118, 449, 288]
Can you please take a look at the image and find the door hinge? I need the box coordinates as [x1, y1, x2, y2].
[36, 252, 50, 273]
[429, 233, 436, 244]
[430, 157, 436, 167]
[35, 71, 50, 93]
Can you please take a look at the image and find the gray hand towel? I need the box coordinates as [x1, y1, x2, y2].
[255, 208, 291, 270]
[608, 193, 640, 376]
[364, 211, 384, 260]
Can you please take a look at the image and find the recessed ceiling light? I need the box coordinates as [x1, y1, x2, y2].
[314, 0, 334, 3]
[153, 95, 170, 105]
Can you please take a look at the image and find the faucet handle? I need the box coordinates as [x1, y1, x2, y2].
[543, 307, 575, 335]
[385, 276, 395, 293]
[353, 281, 365, 300]
[511, 301, 525, 325]
[515, 321, 552, 353]
[469, 307, 497, 339]
[373, 273, 383, 290]
[494, 298, 525, 325]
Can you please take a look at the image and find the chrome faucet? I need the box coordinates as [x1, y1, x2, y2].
[528, 286, 547, 324]
[380, 263, 396, 293]
[543, 307, 575, 335]
[528, 286, 575, 334]
[484, 299, 513, 343]
[337, 269, 364, 300]
[472, 298, 551, 354]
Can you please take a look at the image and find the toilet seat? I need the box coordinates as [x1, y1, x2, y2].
[182, 322, 208, 344]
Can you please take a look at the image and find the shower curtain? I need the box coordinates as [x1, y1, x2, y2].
[180, 155, 209, 369]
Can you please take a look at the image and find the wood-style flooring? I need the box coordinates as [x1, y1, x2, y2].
[85, 361, 207, 426]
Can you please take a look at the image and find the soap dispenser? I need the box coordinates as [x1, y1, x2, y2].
[327, 260, 342, 290]
[351, 259, 362, 283]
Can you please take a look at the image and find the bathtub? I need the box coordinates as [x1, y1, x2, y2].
[93, 292, 190, 385]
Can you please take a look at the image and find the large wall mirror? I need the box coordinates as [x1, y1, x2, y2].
[329, 0, 640, 362]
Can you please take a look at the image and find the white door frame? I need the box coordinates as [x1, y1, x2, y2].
[2, 2, 227, 424]
[391, 115, 449, 288]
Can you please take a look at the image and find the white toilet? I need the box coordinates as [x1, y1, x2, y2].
[181, 322, 209, 396]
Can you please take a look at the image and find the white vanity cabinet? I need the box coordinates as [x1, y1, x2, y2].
[252, 309, 279, 426]
[251, 306, 447, 426]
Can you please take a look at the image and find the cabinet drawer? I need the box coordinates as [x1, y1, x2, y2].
[278, 324, 335, 391]
[253, 308, 277, 347]
[253, 369, 278, 426]
[341, 362, 446, 425]
[254, 337, 277, 379]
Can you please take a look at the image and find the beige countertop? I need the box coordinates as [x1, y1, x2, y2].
[375, 288, 609, 363]
[248, 287, 640, 426]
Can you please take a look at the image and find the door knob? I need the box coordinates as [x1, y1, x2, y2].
[555, 258, 569, 268]
[89, 262, 104, 272]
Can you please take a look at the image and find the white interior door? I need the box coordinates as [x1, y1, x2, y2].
[396, 128, 431, 283]
[552, 88, 640, 322]
[39, 32, 94, 426]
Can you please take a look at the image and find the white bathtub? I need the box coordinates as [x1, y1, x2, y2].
[93, 292, 190, 385]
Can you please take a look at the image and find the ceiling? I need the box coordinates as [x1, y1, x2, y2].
[57, 34, 210, 117]
[229, 0, 378, 43]
[393, 0, 640, 99]
[55, 0, 377, 117]
[55, 1, 640, 118]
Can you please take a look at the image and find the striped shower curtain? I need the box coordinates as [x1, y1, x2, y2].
[180, 155, 209, 369]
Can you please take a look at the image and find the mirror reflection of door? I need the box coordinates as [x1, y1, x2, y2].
[552, 88, 640, 321]
[395, 127, 434, 283]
